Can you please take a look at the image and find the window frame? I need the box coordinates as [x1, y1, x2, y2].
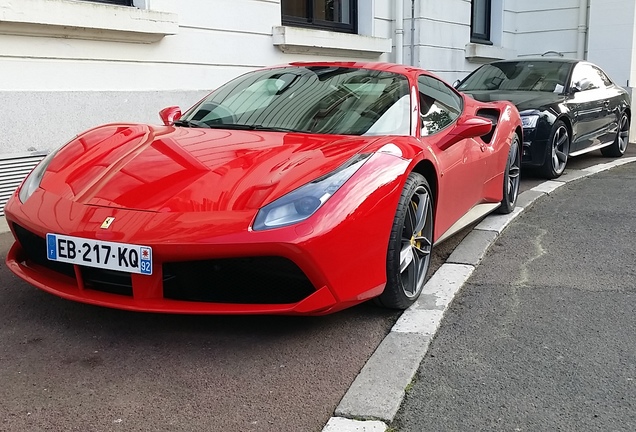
[83, 0, 133, 5]
[281, 0, 358, 34]
[417, 74, 464, 137]
[470, 0, 492, 45]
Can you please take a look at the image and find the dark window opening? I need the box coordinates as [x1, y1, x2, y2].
[83, 0, 134, 6]
[471, 0, 492, 44]
[282, 0, 357, 34]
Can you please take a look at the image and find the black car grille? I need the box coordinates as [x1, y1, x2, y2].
[13, 224, 75, 278]
[163, 257, 315, 304]
[12, 224, 316, 304]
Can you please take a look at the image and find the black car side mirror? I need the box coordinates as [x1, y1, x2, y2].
[452, 79, 461, 89]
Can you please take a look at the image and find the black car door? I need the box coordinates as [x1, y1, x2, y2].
[567, 63, 616, 153]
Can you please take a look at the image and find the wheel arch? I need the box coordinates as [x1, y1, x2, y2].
[557, 115, 573, 141]
[411, 159, 438, 217]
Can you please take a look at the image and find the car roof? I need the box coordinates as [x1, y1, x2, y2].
[490, 57, 580, 65]
[273, 61, 424, 75]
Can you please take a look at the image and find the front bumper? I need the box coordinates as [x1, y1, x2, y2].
[521, 127, 549, 167]
[4, 154, 404, 315]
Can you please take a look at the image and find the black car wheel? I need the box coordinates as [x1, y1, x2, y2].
[378, 173, 433, 310]
[601, 112, 630, 157]
[497, 134, 521, 214]
[541, 120, 569, 179]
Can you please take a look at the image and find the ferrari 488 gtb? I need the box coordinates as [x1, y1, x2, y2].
[5, 62, 522, 315]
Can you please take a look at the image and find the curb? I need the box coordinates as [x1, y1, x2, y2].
[323, 156, 636, 431]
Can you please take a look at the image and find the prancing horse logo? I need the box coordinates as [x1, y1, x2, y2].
[100, 217, 115, 229]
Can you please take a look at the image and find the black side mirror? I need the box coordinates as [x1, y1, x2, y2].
[452, 79, 461, 89]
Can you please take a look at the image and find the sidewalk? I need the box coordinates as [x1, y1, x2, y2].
[324, 157, 636, 431]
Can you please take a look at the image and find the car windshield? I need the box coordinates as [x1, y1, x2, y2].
[179, 66, 411, 136]
[458, 61, 572, 93]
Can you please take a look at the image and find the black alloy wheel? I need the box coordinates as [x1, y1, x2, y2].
[378, 173, 434, 309]
[601, 112, 630, 157]
[497, 134, 521, 214]
[541, 119, 569, 179]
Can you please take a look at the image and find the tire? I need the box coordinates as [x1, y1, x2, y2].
[377, 173, 434, 310]
[601, 112, 630, 157]
[540, 120, 569, 179]
[497, 134, 521, 214]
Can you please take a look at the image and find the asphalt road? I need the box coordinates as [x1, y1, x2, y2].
[393, 161, 636, 431]
[1, 146, 634, 432]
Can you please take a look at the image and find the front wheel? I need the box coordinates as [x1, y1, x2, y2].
[601, 112, 629, 157]
[377, 173, 434, 310]
[540, 120, 569, 179]
[497, 134, 521, 214]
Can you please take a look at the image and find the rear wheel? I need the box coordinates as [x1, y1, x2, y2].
[497, 134, 521, 214]
[601, 112, 629, 157]
[540, 120, 569, 179]
[377, 173, 433, 310]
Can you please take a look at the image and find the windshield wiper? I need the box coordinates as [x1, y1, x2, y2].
[206, 123, 302, 133]
[173, 119, 211, 128]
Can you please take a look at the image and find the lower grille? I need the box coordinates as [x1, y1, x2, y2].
[163, 257, 315, 304]
[13, 224, 75, 278]
[81, 267, 133, 296]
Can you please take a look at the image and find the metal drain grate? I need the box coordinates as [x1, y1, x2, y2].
[0, 152, 47, 216]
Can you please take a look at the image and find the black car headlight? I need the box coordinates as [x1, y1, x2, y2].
[520, 114, 539, 129]
[18, 148, 60, 203]
[252, 154, 371, 230]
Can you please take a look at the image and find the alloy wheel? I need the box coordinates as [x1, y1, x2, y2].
[399, 186, 433, 297]
[618, 114, 630, 153]
[551, 125, 569, 175]
[507, 140, 521, 205]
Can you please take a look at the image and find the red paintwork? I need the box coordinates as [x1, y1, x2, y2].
[158, 106, 182, 125]
[4, 62, 522, 315]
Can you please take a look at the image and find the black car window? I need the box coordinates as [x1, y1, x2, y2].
[180, 66, 411, 136]
[571, 64, 605, 91]
[593, 66, 613, 86]
[418, 75, 463, 137]
[458, 61, 572, 93]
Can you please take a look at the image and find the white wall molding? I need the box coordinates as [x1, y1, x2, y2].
[272, 26, 392, 58]
[465, 42, 516, 63]
[0, 0, 178, 43]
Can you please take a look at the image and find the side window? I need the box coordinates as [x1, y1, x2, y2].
[571, 64, 605, 91]
[593, 66, 612, 87]
[418, 75, 463, 137]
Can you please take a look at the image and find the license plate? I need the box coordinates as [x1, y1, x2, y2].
[46, 233, 152, 275]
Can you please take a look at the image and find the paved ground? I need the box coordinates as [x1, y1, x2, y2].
[1, 147, 634, 432]
[392, 162, 636, 431]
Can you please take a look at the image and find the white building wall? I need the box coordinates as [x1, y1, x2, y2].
[511, 0, 582, 59]
[0, 0, 393, 156]
[587, 0, 636, 87]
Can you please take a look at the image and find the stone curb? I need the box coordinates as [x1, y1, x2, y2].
[323, 156, 636, 431]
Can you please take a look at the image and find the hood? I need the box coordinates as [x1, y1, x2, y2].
[464, 90, 566, 112]
[41, 124, 377, 213]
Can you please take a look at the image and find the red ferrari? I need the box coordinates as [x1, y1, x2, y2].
[4, 62, 522, 315]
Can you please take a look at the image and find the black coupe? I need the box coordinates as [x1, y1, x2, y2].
[456, 58, 631, 178]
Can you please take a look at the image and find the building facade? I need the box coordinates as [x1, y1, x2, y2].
[0, 0, 633, 212]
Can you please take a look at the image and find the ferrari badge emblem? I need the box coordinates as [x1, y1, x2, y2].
[100, 217, 115, 229]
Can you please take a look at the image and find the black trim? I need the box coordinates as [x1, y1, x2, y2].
[282, 0, 357, 34]
[470, 0, 491, 44]
[81, 0, 134, 6]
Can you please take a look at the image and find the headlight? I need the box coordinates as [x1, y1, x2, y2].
[521, 114, 539, 129]
[252, 154, 371, 230]
[18, 148, 60, 203]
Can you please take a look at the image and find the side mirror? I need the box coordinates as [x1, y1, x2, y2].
[438, 116, 492, 150]
[452, 79, 461, 89]
[159, 106, 182, 126]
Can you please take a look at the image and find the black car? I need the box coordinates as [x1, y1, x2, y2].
[456, 58, 631, 178]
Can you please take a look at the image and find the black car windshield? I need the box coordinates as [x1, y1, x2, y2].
[458, 61, 572, 93]
[179, 66, 411, 136]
